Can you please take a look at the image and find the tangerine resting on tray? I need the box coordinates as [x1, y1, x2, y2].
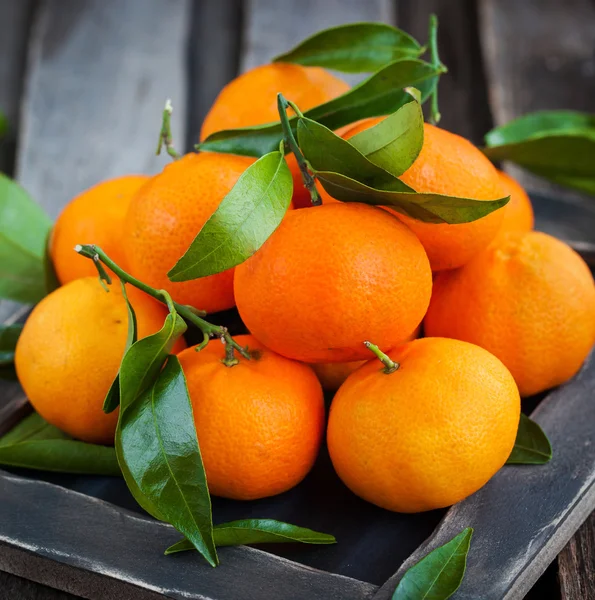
[14, 277, 185, 445]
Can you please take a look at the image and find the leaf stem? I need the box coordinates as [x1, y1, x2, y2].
[75, 244, 250, 361]
[427, 14, 443, 126]
[156, 99, 181, 160]
[364, 341, 399, 374]
[277, 93, 321, 206]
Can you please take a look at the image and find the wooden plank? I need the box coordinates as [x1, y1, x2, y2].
[559, 511, 595, 600]
[479, 2, 595, 596]
[241, 0, 395, 77]
[479, 0, 595, 198]
[0, 472, 378, 600]
[395, 0, 493, 145]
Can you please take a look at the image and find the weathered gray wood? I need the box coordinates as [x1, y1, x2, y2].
[0, 472, 378, 600]
[16, 0, 190, 220]
[559, 511, 595, 600]
[187, 0, 242, 146]
[0, 569, 78, 600]
[395, 0, 493, 145]
[374, 349, 595, 600]
[479, 2, 595, 595]
[241, 0, 394, 79]
[479, 0, 595, 199]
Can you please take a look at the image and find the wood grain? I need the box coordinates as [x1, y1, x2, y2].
[396, 0, 493, 145]
[479, 0, 595, 198]
[559, 511, 595, 600]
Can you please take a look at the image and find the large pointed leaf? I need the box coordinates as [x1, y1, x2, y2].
[506, 413, 552, 465]
[168, 151, 292, 281]
[0, 174, 52, 303]
[119, 356, 217, 566]
[165, 519, 336, 554]
[198, 59, 442, 158]
[393, 528, 473, 599]
[0, 323, 22, 366]
[0, 412, 120, 475]
[103, 282, 138, 413]
[273, 22, 422, 73]
[483, 111, 595, 194]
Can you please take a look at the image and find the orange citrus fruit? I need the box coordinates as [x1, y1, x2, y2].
[327, 337, 520, 512]
[341, 120, 506, 271]
[494, 170, 534, 238]
[177, 334, 324, 500]
[123, 152, 255, 313]
[15, 277, 186, 444]
[234, 202, 432, 363]
[425, 231, 595, 396]
[311, 325, 420, 392]
[50, 175, 149, 284]
[200, 63, 349, 209]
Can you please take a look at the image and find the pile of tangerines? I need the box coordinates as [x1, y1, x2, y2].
[15, 55, 595, 516]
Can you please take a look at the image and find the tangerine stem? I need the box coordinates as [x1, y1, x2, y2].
[156, 99, 181, 160]
[277, 93, 321, 206]
[427, 14, 443, 126]
[75, 244, 251, 361]
[364, 341, 399, 374]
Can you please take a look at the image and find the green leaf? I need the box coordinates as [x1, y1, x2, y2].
[393, 528, 473, 600]
[168, 151, 292, 281]
[43, 231, 60, 296]
[506, 413, 552, 465]
[165, 519, 336, 555]
[0, 412, 121, 475]
[273, 22, 422, 73]
[198, 59, 442, 158]
[0, 112, 7, 138]
[0, 174, 52, 304]
[295, 117, 510, 224]
[348, 99, 424, 177]
[118, 356, 218, 566]
[0, 323, 22, 366]
[115, 303, 187, 520]
[103, 282, 138, 413]
[483, 111, 595, 195]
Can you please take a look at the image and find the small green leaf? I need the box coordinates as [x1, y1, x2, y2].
[294, 117, 509, 224]
[348, 100, 424, 177]
[165, 519, 336, 555]
[0, 412, 121, 475]
[273, 22, 422, 73]
[393, 528, 473, 600]
[119, 356, 218, 566]
[0, 174, 52, 304]
[198, 59, 442, 158]
[483, 111, 595, 195]
[0, 112, 8, 138]
[168, 151, 292, 281]
[0, 323, 22, 366]
[103, 282, 138, 413]
[507, 413, 552, 465]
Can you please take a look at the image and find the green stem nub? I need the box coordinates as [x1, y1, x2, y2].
[156, 99, 181, 160]
[364, 341, 399, 374]
[427, 14, 443, 126]
[276, 93, 321, 206]
[221, 338, 240, 368]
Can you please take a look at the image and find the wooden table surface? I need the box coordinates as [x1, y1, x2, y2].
[0, 0, 594, 598]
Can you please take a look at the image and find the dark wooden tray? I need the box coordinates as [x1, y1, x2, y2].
[1, 191, 594, 600]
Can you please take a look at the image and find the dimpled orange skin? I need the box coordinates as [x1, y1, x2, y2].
[50, 175, 149, 284]
[234, 203, 432, 363]
[494, 170, 534, 239]
[425, 231, 595, 396]
[200, 63, 350, 210]
[177, 335, 325, 500]
[14, 278, 186, 445]
[327, 337, 520, 513]
[342, 119, 506, 271]
[123, 152, 255, 313]
[311, 325, 421, 392]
